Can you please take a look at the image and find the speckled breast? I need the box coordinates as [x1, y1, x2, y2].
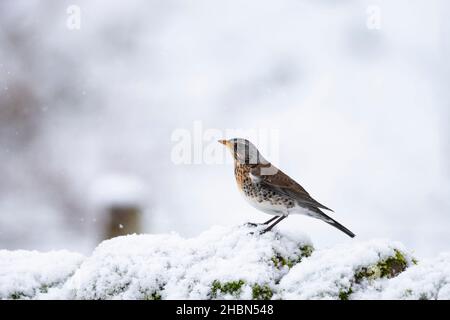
[234, 163, 295, 214]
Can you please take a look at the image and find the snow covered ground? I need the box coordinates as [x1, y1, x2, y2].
[1, 225, 449, 300]
[0, 250, 84, 299]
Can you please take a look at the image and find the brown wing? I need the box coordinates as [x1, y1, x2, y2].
[251, 164, 334, 212]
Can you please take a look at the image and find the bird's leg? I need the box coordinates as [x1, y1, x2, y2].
[262, 216, 280, 225]
[246, 216, 279, 227]
[261, 215, 287, 234]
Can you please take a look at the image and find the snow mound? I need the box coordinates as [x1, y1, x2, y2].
[65, 225, 312, 299]
[355, 252, 450, 300]
[1, 225, 450, 300]
[278, 239, 414, 299]
[0, 250, 84, 299]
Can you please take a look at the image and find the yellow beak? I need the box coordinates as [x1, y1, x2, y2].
[218, 139, 228, 146]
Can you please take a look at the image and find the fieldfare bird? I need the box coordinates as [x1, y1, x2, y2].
[219, 138, 355, 237]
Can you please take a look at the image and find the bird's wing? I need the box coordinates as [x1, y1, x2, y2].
[250, 164, 334, 212]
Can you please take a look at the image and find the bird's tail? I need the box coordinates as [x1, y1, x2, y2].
[312, 208, 355, 238]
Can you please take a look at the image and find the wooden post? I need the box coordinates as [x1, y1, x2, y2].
[90, 174, 146, 242]
[104, 204, 142, 240]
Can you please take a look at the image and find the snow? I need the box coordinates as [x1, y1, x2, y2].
[355, 253, 450, 300]
[1, 226, 449, 300]
[0, 250, 84, 299]
[65, 225, 311, 299]
[277, 239, 414, 299]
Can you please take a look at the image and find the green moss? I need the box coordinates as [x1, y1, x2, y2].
[144, 292, 162, 300]
[271, 255, 291, 268]
[251, 284, 273, 300]
[338, 287, 353, 300]
[40, 285, 49, 294]
[403, 289, 413, 297]
[10, 292, 26, 300]
[105, 282, 131, 297]
[355, 249, 408, 282]
[211, 280, 245, 298]
[140, 285, 164, 300]
[271, 245, 314, 270]
[9, 282, 59, 299]
[347, 249, 410, 299]
[378, 249, 408, 278]
[419, 293, 429, 300]
[210, 281, 273, 300]
[300, 245, 314, 258]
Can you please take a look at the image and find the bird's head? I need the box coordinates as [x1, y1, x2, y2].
[218, 138, 267, 165]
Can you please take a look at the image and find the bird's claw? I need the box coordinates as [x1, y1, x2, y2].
[244, 222, 259, 228]
[248, 228, 270, 236]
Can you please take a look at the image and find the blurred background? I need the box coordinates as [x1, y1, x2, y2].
[0, 0, 449, 257]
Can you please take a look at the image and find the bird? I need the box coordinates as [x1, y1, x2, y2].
[219, 138, 355, 237]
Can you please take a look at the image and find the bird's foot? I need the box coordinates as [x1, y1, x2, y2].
[247, 227, 272, 236]
[259, 226, 273, 234]
[244, 222, 266, 236]
[244, 222, 259, 228]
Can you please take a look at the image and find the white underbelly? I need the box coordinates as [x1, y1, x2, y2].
[240, 191, 287, 216]
[240, 191, 323, 219]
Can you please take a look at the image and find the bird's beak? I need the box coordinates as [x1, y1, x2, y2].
[218, 139, 228, 146]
